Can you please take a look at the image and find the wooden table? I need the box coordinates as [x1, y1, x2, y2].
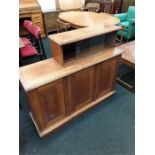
[117, 41, 135, 92]
[58, 11, 120, 28]
[119, 41, 135, 68]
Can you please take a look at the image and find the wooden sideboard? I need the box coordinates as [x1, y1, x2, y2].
[19, 0, 45, 37]
[19, 24, 123, 137]
[20, 49, 122, 137]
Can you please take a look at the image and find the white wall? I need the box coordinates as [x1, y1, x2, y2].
[37, 0, 56, 12]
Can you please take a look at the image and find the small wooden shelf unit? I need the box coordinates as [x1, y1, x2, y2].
[19, 24, 123, 137]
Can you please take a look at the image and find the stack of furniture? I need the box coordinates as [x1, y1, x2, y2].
[40, 0, 83, 35]
[19, 0, 45, 37]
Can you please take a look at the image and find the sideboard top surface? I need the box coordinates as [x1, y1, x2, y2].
[19, 47, 123, 92]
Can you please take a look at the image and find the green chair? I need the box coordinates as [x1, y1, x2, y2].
[115, 6, 135, 41]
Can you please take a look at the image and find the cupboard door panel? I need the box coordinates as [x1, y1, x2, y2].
[69, 66, 95, 111]
[38, 80, 65, 124]
[96, 57, 119, 97]
[28, 79, 65, 129]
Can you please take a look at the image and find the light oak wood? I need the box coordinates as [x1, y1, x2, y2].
[20, 46, 122, 137]
[49, 25, 121, 46]
[24, 54, 121, 137]
[19, 47, 123, 92]
[20, 49, 121, 137]
[118, 41, 135, 68]
[19, 0, 41, 14]
[69, 66, 95, 111]
[27, 79, 66, 131]
[95, 57, 120, 98]
[31, 13, 45, 37]
[50, 41, 64, 65]
[49, 24, 121, 65]
[58, 11, 120, 28]
[19, 7, 123, 137]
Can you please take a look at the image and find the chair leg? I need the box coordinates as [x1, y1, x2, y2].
[19, 50, 23, 66]
[114, 26, 124, 47]
[39, 38, 46, 59]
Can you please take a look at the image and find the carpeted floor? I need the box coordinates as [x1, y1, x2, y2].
[19, 37, 135, 155]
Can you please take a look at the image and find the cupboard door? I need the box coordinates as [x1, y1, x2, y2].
[27, 79, 65, 130]
[69, 66, 95, 111]
[95, 57, 120, 98]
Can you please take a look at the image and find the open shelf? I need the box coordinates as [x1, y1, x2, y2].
[49, 25, 120, 65]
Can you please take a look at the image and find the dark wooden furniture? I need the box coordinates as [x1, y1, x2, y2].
[85, 0, 122, 14]
[82, 2, 100, 12]
[121, 0, 135, 13]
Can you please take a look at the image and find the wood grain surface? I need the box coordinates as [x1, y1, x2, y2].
[58, 11, 120, 28]
[19, 47, 123, 92]
[118, 41, 135, 68]
[49, 25, 121, 46]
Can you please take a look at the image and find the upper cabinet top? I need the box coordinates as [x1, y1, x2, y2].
[49, 24, 121, 46]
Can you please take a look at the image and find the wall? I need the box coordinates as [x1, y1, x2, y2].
[56, 0, 83, 10]
[121, 0, 135, 12]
